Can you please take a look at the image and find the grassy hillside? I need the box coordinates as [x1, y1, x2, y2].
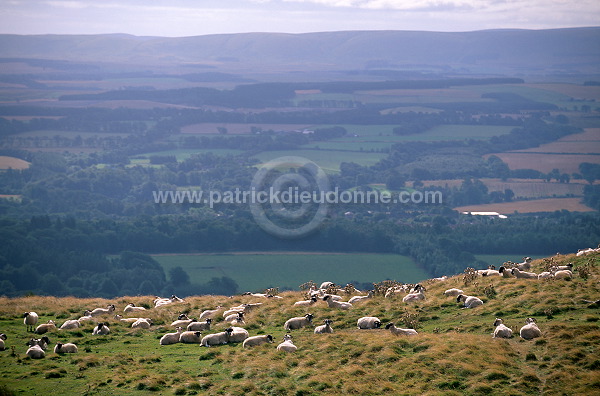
[0, 251, 598, 395]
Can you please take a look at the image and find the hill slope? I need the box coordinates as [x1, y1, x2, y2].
[0, 251, 598, 395]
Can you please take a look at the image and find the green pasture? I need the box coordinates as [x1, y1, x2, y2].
[135, 148, 245, 162]
[251, 149, 386, 172]
[152, 253, 428, 292]
[474, 254, 548, 268]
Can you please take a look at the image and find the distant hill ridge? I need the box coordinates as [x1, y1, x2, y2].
[0, 28, 599, 74]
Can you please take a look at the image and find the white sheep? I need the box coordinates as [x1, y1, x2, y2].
[294, 296, 318, 307]
[224, 312, 244, 324]
[357, 317, 382, 330]
[54, 342, 78, 353]
[0, 333, 7, 351]
[314, 319, 334, 334]
[520, 318, 542, 340]
[23, 312, 39, 332]
[537, 271, 554, 279]
[90, 304, 116, 317]
[78, 310, 94, 322]
[348, 291, 373, 304]
[323, 295, 352, 310]
[276, 334, 297, 352]
[243, 334, 274, 348]
[35, 320, 56, 334]
[179, 331, 203, 344]
[131, 318, 152, 329]
[443, 288, 464, 297]
[59, 319, 81, 330]
[319, 281, 335, 290]
[554, 263, 573, 271]
[499, 267, 513, 278]
[492, 318, 513, 338]
[124, 303, 147, 313]
[481, 269, 501, 277]
[114, 315, 139, 324]
[199, 306, 222, 319]
[402, 285, 425, 303]
[511, 268, 538, 279]
[284, 314, 314, 330]
[516, 257, 533, 271]
[227, 327, 249, 343]
[27, 336, 50, 350]
[171, 314, 193, 328]
[187, 319, 212, 332]
[92, 322, 110, 335]
[457, 294, 484, 308]
[160, 327, 183, 345]
[200, 329, 233, 347]
[154, 295, 185, 308]
[26, 345, 45, 359]
[385, 323, 418, 336]
[553, 270, 572, 280]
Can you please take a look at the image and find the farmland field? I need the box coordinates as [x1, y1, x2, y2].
[152, 252, 428, 292]
[181, 123, 311, 134]
[0, 156, 30, 170]
[488, 152, 600, 174]
[455, 197, 594, 214]
[252, 149, 387, 172]
[134, 148, 245, 162]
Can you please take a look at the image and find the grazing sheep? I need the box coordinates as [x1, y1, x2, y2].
[227, 327, 249, 343]
[26, 345, 45, 359]
[314, 319, 334, 334]
[492, 318, 513, 339]
[35, 320, 56, 334]
[0, 333, 7, 351]
[553, 270, 573, 280]
[348, 291, 374, 304]
[499, 267, 513, 278]
[243, 334, 274, 348]
[199, 306, 222, 319]
[179, 331, 202, 344]
[90, 304, 116, 317]
[323, 295, 352, 310]
[385, 323, 418, 336]
[276, 334, 297, 352]
[131, 318, 152, 329]
[23, 312, 39, 332]
[200, 329, 233, 347]
[402, 285, 426, 303]
[284, 314, 314, 330]
[444, 288, 464, 297]
[160, 327, 183, 345]
[457, 294, 484, 308]
[516, 257, 533, 271]
[520, 318, 542, 340]
[59, 319, 81, 330]
[511, 268, 538, 279]
[187, 319, 212, 332]
[92, 323, 110, 335]
[294, 296, 318, 307]
[124, 303, 147, 313]
[27, 336, 50, 350]
[357, 317, 382, 330]
[54, 342, 78, 354]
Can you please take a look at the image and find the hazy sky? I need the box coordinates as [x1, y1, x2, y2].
[1, 0, 599, 37]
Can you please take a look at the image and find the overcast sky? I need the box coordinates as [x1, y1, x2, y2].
[1, 0, 599, 37]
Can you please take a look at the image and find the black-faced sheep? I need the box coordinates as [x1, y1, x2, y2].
[357, 317, 381, 330]
[323, 295, 352, 310]
[284, 314, 314, 330]
[385, 323, 418, 336]
[54, 342, 78, 353]
[90, 304, 116, 317]
[243, 334, 274, 348]
[92, 323, 110, 335]
[314, 319, 334, 334]
[159, 327, 183, 345]
[23, 312, 38, 332]
[276, 334, 297, 352]
[492, 318, 513, 338]
[457, 294, 484, 308]
[35, 320, 56, 334]
[520, 318, 542, 340]
[187, 318, 212, 332]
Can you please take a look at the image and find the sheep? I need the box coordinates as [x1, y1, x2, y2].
[444, 288, 464, 297]
[23, 312, 39, 332]
[171, 313, 194, 328]
[554, 263, 573, 271]
[26, 345, 45, 359]
[35, 320, 56, 334]
[131, 318, 152, 329]
[323, 295, 352, 310]
[385, 323, 418, 336]
[187, 318, 212, 332]
[160, 327, 183, 345]
[227, 327, 249, 343]
[348, 291, 373, 304]
[357, 317, 382, 330]
[516, 257, 533, 271]
[78, 310, 94, 322]
[92, 322, 110, 335]
[319, 281, 335, 290]
[385, 285, 408, 299]
[27, 336, 50, 350]
[457, 294, 484, 308]
[243, 334, 274, 348]
[200, 328, 233, 347]
[482, 269, 500, 277]
[520, 318, 542, 340]
[276, 334, 297, 352]
[511, 268, 538, 279]
[284, 314, 314, 330]
[59, 319, 81, 330]
[0, 333, 7, 351]
[154, 295, 185, 308]
[224, 311, 244, 324]
[499, 266, 513, 278]
[179, 331, 203, 344]
[294, 296, 318, 307]
[124, 303, 147, 313]
[553, 270, 573, 280]
[402, 285, 425, 303]
[90, 304, 116, 317]
[537, 271, 554, 279]
[314, 319, 334, 334]
[54, 342, 78, 354]
[199, 306, 222, 319]
[492, 318, 513, 338]
[114, 315, 139, 324]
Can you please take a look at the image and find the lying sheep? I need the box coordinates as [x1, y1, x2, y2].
[402, 285, 426, 303]
[199, 306, 222, 319]
[59, 319, 81, 330]
[24, 312, 39, 332]
[131, 318, 152, 329]
[78, 310, 94, 322]
[520, 318, 542, 340]
[227, 327, 249, 343]
[357, 317, 381, 330]
[187, 319, 212, 332]
[171, 313, 193, 328]
[319, 281, 335, 290]
[35, 320, 56, 334]
[114, 315, 140, 324]
[92, 323, 110, 335]
[200, 328, 233, 347]
[26, 345, 45, 359]
[276, 334, 297, 352]
[314, 319, 334, 334]
[517, 257, 533, 271]
[538, 271, 554, 279]
[511, 268, 538, 279]
[348, 291, 374, 304]
[553, 270, 572, 280]
[224, 312, 245, 325]
[323, 295, 352, 310]
[243, 334, 274, 348]
[0, 333, 6, 350]
[154, 295, 185, 308]
[385, 323, 418, 336]
[499, 267, 513, 278]
[457, 294, 484, 308]
[492, 318, 513, 338]
[444, 288, 464, 297]
[124, 303, 147, 313]
[27, 336, 50, 350]
[90, 304, 116, 317]
[284, 314, 314, 330]
[179, 331, 202, 344]
[160, 327, 183, 345]
[294, 296, 318, 307]
[554, 263, 573, 271]
[54, 342, 78, 353]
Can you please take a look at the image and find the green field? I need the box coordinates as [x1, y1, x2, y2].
[152, 253, 428, 291]
[134, 148, 245, 162]
[475, 254, 548, 268]
[251, 150, 386, 172]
